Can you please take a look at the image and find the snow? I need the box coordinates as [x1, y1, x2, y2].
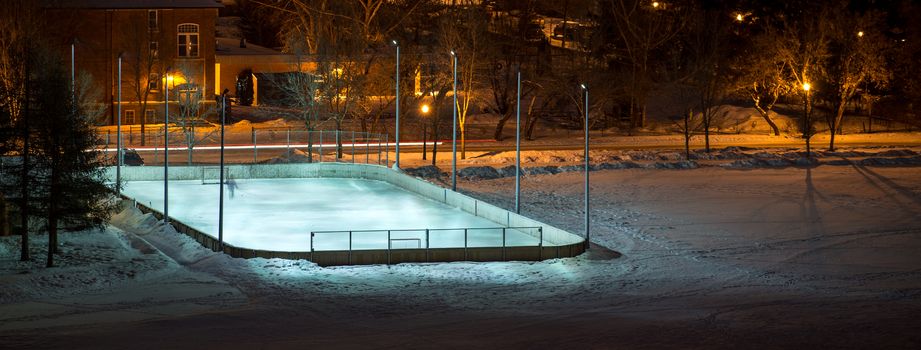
[2, 164, 920, 348]
[121, 178, 546, 251]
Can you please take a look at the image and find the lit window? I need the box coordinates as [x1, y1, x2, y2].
[124, 110, 137, 124]
[148, 73, 159, 90]
[148, 10, 158, 31]
[149, 41, 158, 59]
[177, 23, 199, 58]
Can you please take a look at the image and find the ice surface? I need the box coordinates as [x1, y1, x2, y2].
[121, 178, 544, 251]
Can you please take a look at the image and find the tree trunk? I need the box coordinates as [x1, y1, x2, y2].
[431, 110, 439, 165]
[494, 109, 513, 141]
[703, 109, 711, 153]
[460, 126, 466, 160]
[753, 106, 781, 136]
[685, 109, 691, 160]
[19, 59, 31, 262]
[829, 97, 847, 151]
[336, 119, 343, 159]
[47, 166, 60, 268]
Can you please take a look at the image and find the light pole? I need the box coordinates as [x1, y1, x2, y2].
[71, 42, 75, 113]
[581, 83, 590, 249]
[451, 50, 458, 191]
[164, 69, 172, 224]
[393, 40, 401, 169]
[116, 54, 122, 195]
[219, 89, 229, 251]
[515, 68, 522, 214]
[803, 82, 811, 158]
[421, 104, 430, 160]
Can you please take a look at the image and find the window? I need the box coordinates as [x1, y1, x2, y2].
[145, 110, 156, 124]
[148, 10, 158, 31]
[148, 73, 159, 90]
[177, 24, 199, 58]
[149, 41, 158, 59]
[124, 110, 136, 125]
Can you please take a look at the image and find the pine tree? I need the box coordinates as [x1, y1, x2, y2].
[26, 48, 116, 267]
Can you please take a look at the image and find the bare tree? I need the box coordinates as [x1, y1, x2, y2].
[824, 9, 890, 150]
[0, 0, 43, 262]
[603, 0, 689, 129]
[439, 2, 488, 159]
[122, 11, 162, 146]
[734, 28, 790, 136]
[173, 61, 215, 165]
[685, 7, 735, 153]
[775, 6, 832, 155]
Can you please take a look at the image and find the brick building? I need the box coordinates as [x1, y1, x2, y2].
[43, 0, 222, 126]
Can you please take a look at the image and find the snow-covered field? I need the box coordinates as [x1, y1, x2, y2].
[2, 164, 920, 348]
[122, 178, 544, 251]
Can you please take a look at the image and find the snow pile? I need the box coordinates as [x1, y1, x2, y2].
[110, 203, 220, 266]
[0, 225, 173, 304]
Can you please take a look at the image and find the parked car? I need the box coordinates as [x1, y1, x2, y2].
[122, 149, 144, 166]
[553, 21, 580, 40]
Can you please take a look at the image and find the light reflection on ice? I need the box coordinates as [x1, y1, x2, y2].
[122, 178, 545, 251]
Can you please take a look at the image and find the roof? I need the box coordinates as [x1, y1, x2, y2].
[216, 37, 285, 56]
[43, 0, 223, 9]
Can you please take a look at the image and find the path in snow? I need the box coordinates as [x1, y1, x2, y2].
[2, 166, 920, 348]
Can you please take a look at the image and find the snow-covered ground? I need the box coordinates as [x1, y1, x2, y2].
[2, 165, 920, 348]
[122, 178, 545, 251]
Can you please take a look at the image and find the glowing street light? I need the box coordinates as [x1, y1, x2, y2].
[652, 1, 660, 8]
[736, 13, 744, 22]
[857, 31, 864, 38]
[421, 103, 430, 160]
[802, 82, 812, 157]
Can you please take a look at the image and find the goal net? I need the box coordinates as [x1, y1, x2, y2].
[201, 166, 229, 185]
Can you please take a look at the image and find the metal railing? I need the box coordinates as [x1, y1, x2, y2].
[310, 226, 544, 264]
[96, 128, 391, 167]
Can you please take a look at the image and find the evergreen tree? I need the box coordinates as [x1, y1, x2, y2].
[28, 49, 116, 267]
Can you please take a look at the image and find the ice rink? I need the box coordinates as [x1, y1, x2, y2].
[122, 178, 544, 251]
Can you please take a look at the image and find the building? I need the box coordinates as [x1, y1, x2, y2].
[42, 0, 223, 126]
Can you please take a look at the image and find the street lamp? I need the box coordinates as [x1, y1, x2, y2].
[116, 54, 123, 195]
[581, 83, 590, 250]
[652, 1, 660, 9]
[163, 68, 172, 224]
[515, 68, 522, 214]
[858, 31, 864, 38]
[802, 82, 811, 158]
[393, 40, 401, 170]
[219, 88, 229, 251]
[736, 13, 744, 22]
[421, 103, 430, 160]
[451, 50, 458, 192]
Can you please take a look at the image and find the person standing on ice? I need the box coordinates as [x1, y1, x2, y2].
[226, 175, 238, 198]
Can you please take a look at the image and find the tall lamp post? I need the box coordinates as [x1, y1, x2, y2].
[451, 50, 458, 191]
[803, 82, 811, 158]
[581, 83, 590, 249]
[393, 40, 401, 169]
[219, 89, 229, 251]
[164, 69, 172, 224]
[421, 104, 430, 160]
[514, 69, 522, 214]
[116, 54, 122, 195]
